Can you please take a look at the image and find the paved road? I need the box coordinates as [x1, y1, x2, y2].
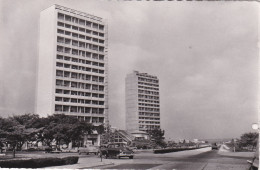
[92, 148, 250, 170]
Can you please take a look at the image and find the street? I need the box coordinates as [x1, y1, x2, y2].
[88, 147, 251, 170]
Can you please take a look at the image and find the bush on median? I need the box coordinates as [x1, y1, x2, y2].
[0, 156, 79, 168]
[154, 145, 209, 154]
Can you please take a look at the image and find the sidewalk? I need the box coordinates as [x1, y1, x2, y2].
[218, 144, 254, 158]
[218, 151, 254, 158]
[48, 156, 115, 169]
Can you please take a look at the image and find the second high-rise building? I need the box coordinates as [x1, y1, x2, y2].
[125, 71, 161, 133]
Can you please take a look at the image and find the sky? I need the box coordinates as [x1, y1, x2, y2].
[0, 0, 259, 140]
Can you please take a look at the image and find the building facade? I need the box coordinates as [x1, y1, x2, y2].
[36, 5, 108, 144]
[125, 71, 160, 133]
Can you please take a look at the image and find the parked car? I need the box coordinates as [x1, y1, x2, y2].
[26, 147, 39, 151]
[100, 143, 134, 159]
[78, 145, 99, 155]
[211, 143, 219, 150]
[44, 146, 61, 153]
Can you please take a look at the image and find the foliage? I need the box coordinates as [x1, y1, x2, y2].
[0, 156, 79, 168]
[0, 114, 42, 157]
[39, 114, 93, 147]
[154, 145, 208, 154]
[148, 128, 167, 148]
[0, 113, 96, 157]
[100, 125, 115, 144]
[237, 132, 258, 151]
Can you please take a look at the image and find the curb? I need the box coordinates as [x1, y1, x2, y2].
[79, 162, 115, 169]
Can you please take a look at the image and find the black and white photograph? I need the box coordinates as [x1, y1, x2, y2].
[0, 0, 259, 169]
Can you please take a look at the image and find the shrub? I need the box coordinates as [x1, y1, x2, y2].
[153, 145, 209, 154]
[0, 156, 79, 168]
[62, 156, 79, 165]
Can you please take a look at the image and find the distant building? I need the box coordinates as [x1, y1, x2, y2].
[36, 4, 108, 145]
[125, 71, 160, 133]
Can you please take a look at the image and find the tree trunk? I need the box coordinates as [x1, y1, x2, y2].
[12, 148, 15, 158]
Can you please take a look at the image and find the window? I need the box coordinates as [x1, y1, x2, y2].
[86, 21, 91, 27]
[99, 25, 104, 31]
[93, 31, 98, 36]
[58, 22, 64, 27]
[57, 29, 64, 34]
[93, 23, 98, 29]
[65, 15, 71, 21]
[58, 13, 64, 20]
[79, 19, 85, 25]
[65, 24, 71, 29]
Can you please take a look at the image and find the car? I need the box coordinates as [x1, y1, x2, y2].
[78, 145, 99, 155]
[100, 143, 134, 159]
[44, 146, 62, 153]
[211, 143, 219, 150]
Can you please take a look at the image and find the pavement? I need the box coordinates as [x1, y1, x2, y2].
[48, 147, 212, 169]
[44, 146, 255, 169]
[48, 156, 115, 169]
[218, 144, 254, 158]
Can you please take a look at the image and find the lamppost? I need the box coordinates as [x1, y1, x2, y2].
[247, 123, 259, 170]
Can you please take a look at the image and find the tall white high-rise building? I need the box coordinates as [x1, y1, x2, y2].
[36, 4, 109, 134]
[125, 71, 160, 133]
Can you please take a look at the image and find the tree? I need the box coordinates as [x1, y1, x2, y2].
[238, 132, 258, 151]
[0, 116, 41, 158]
[0, 113, 95, 156]
[40, 114, 94, 148]
[148, 129, 167, 148]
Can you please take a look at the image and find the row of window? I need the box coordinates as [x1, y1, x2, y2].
[56, 80, 104, 91]
[139, 117, 160, 121]
[138, 99, 160, 104]
[55, 97, 104, 105]
[138, 82, 159, 88]
[139, 112, 160, 117]
[139, 107, 160, 112]
[136, 73, 157, 79]
[57, 36, 104, 51]
[77, 116, 104, 124]
[138, 85, 159, 91]
[57, 29, 105, 52]
[56, 89, 104, 98]
[57, 45, 104, 60]
[57, 51, 104, 61]
[138, 121, 160, 124]
[56, 62, 104, 74]
[138, 95, 159, 100]
[55, 105, 104, 114]
[138, 77, 159, 84]
[57, 21, 104, 38]
[57, 54, 104, 68]
[138, 90, 159, 96]
[57, 41, 104, 53]
[139, 125, 160, 129]
[138, 103, 160, 108]
[56, 70, 104, 82]
[58, 13, 104, 31]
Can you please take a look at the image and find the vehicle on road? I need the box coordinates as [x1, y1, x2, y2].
[78, 145, 99, 155]
[100, 143, 134, 159]
[211, 143, 219, 150]
[44, 146, 62, 153]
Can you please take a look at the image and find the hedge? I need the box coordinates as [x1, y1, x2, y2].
[0, 156, 79, 168]
[154, 145, 210, 154]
